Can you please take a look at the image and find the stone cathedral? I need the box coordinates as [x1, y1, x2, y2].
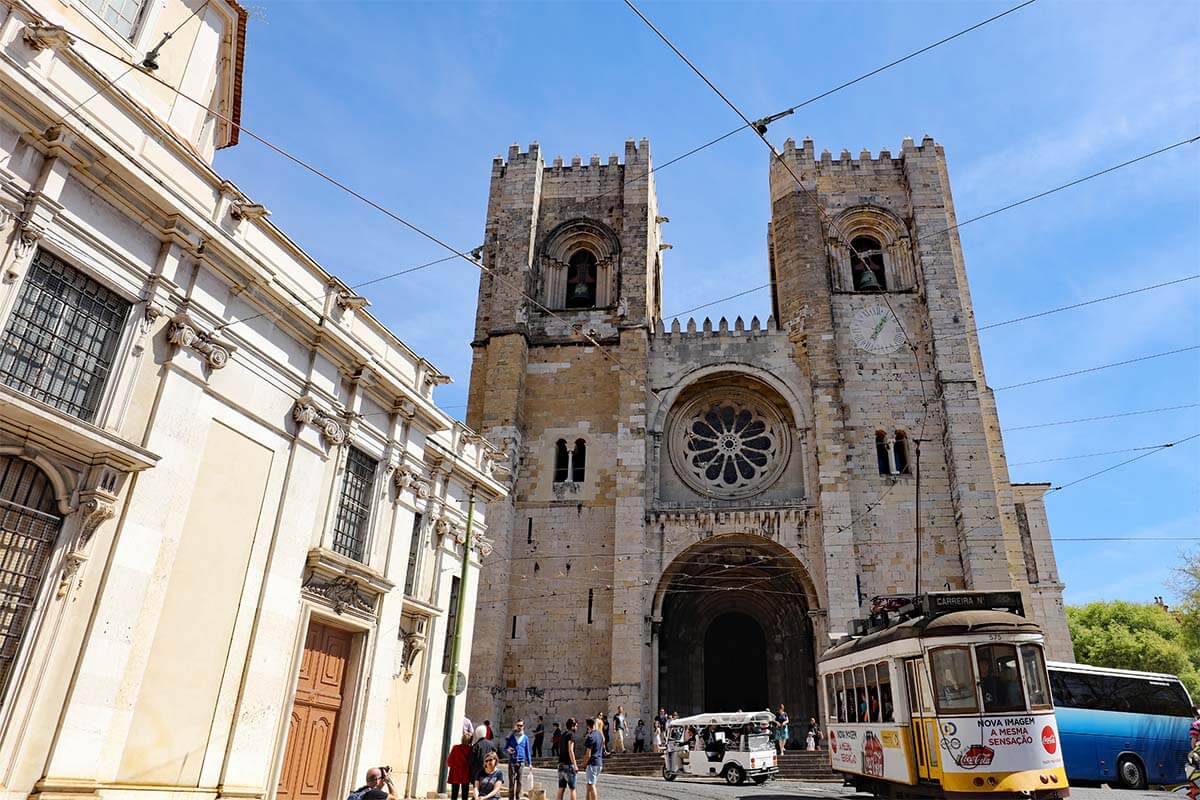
[464, 135, 1073, 731]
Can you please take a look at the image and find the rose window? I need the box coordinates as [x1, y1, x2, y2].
[668, 390, 789, 499]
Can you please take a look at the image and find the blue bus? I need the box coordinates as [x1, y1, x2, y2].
[1048, 661, 1195, 788]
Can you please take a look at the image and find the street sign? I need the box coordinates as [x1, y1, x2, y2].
[443, 671, 467, 696]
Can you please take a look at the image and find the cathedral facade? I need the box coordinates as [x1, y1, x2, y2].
[465, 136, 1073, 732]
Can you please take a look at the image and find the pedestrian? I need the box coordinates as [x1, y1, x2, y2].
[774, 704, 790, 755]
[346, 767, 396, 800]
[612, 705, 626, 753]
[583, 718, 605, 800]
[651, 721, 663, 753]
[476, 752, 505, 800]
[551, 722, 563, 758]
[633, 719, 646, 753]
[485, 719, 495, 740]
[594, 714, 608, 757]
[807, 716, 822, 749]
[505, 719, 533, 800]
[556, 717, 579, 800]
[533, 715, 546, 758]
[471, 725, 499, 783]
[446, 732, 472, 800]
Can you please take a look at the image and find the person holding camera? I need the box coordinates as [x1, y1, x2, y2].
[347, 767, 395, 800]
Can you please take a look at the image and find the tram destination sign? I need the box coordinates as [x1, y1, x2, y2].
[921, 591, 1023, 615]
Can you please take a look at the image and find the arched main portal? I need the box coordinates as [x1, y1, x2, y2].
[656, 536, 819, 739]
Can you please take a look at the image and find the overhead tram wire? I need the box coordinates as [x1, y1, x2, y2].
[1005, 403, 1199, 431]
[45, 25, 657, 400]
[995, 345, 1200, 391]
[36, 0, 1038, 342]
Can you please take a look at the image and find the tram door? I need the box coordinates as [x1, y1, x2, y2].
[904, 658, 941, 782]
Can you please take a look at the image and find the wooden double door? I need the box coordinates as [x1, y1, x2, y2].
[278, 620, 353, 800]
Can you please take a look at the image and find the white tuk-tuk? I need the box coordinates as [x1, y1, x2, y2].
[662, 711, 779, 785]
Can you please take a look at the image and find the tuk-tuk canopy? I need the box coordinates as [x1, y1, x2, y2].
[665, 711, 775, 729]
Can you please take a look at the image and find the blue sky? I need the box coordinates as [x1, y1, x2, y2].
[214, 0, 1199, 607]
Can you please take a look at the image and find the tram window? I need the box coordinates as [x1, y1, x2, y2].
[977, 644, 1025, 713]
[877, 662, 894, 722]
[840, 671, 849, 724]
[930, 647, 979, 714]
[1020, 645, 1051, 709]
[826, 675, 838, 722]
[865, 664, 881, 722]
[854, 666, 868, 722]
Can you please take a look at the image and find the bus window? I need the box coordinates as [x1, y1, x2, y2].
[930, 647, 978, 714]
[854, 666, 868, 722]
[1020, 645, 1051, 709]
[840, 671, 849, 724]
[826, 675, 837, 722]
[878, 661, 894, 722]
[976, 644, 1025, 712]
[865, 663, 880, 722]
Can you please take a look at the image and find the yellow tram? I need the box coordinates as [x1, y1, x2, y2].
[818, 592, 1068, 799]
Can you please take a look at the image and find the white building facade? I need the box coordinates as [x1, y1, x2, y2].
[0, 1, 505, 799]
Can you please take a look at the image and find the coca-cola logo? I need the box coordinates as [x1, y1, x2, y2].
[959, 745, 995, 769]
[1041, 726, 1057, 754]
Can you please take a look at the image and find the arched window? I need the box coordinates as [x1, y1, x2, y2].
[565, 250, 598, 309]
[850, 235, 886, 291]
[571, 439, 587, 483]
[894, 431, 910, 474]
[0, 456, 64, 700]
[554, 440, 570, 483]
[875, 431, 890, 475]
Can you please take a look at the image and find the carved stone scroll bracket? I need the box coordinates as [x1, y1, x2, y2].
[22, 23, 73, 52]
[292, 395, 346, 448]
[56, 489, 117, 597]
[398, 627, 426, 682]
[4, 223, 42, 284]
[167, 313, 234, 370]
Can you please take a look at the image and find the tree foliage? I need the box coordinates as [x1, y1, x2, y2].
[1066, 600, 1200, 698]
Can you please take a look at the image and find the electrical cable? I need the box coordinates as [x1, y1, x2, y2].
[1005, 403, 1199, 432]
[995, 345, 1200, 391]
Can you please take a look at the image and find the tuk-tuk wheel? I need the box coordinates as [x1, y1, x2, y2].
[752, 775, 768, 785]
[724, 765, 745, 785]
[662, 766, 676, 782]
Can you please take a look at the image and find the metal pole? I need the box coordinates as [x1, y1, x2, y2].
[437, 491, 476, 795]
[914, 439, 922, 597]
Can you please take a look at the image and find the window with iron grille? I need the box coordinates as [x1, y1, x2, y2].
[82, 0, 149, 39]
[0, 250, 130, 422]
[331, 447, 378, 562]
[441, 576, 461, 674]
[0, 456, 64, 704]
[403, 513, 423, 596]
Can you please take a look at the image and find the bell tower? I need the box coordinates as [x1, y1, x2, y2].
[465, 140, 663, 727]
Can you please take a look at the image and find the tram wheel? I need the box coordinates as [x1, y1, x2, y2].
[1117, 756, 1147, 790]
[724, 765, 745, 785]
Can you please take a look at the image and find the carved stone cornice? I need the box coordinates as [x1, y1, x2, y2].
[167, 313, 233, 369]
[292, 395, 346, 447]
[300, 547, 394, 619]
[302, 574, 374, 615]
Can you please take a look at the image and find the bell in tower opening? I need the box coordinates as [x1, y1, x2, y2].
[566, 250, 598, 308]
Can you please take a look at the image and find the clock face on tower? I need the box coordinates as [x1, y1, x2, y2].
[850, 305, 906, 355]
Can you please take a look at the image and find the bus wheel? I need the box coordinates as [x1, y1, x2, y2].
[1117, 756, 1147, 790]
[724, 765, 745, 785]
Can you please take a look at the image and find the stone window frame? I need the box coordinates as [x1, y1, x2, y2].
[552, 438, 587, 484]
[874, 429, 912, 477]
[538, 218, 621, 310]
[828, 206, 917, 293]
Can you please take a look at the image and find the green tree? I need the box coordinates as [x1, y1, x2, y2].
[1066, 600, 1200, 698]
[1170, 546, 1200, 661]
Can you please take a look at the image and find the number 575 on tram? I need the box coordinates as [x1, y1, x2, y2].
[818, 592, 1068, 799]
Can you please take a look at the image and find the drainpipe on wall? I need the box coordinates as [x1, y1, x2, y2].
[437, 490, 475, 795]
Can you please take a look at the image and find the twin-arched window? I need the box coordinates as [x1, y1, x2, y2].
[553, 439, 587, 483]
[875, 431, 910, 476]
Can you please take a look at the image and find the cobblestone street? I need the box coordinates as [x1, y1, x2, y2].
[580, 775, 1170, 800]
